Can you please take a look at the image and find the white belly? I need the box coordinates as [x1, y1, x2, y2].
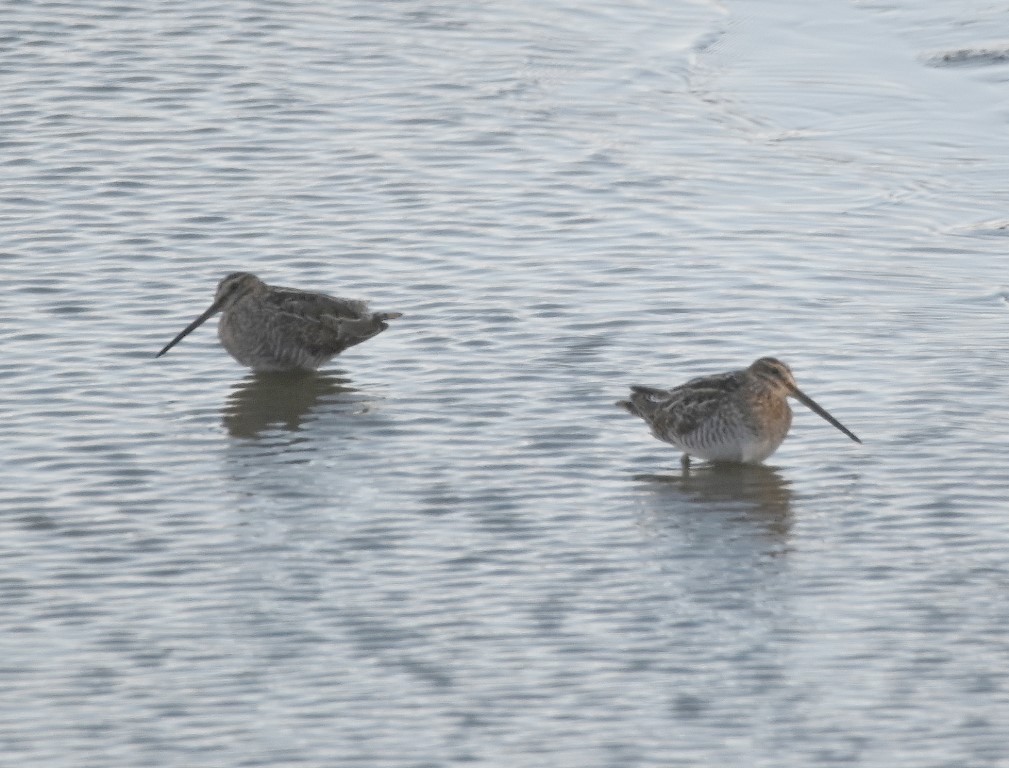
[676, 433, 785, 465]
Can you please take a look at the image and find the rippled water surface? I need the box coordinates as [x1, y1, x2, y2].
[3, 0, 1009, 765]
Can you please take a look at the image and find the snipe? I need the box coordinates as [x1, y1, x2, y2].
[156, 272, 402, 372]
[618, 357, 861, 465]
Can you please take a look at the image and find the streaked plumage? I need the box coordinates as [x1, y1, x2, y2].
[618, 357, 861, 465]
[156, 272, 402, 372]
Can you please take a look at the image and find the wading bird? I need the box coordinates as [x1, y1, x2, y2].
[618, 357, 861, 466]
[156, 272, 402, 372]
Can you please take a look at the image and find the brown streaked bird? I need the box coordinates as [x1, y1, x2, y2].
[155, 272, 403, 372]
[618, 357, 861, 466]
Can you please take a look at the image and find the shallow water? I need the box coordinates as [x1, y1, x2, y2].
[2, 0, 1009, 765]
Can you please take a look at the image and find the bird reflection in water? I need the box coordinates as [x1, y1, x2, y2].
[634, 462, 793, 538]
[222, 370, 357, 439]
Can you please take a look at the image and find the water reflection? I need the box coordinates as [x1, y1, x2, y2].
[634, 463, 793, 538]
[222, 370, 356, 438]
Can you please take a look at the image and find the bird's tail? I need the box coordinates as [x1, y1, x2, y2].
[324, 310, 403, 348]
[617, 385, 668, 419]
[616, 399, 638, 416]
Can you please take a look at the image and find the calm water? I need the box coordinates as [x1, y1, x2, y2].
[2, 0, 1009, 765]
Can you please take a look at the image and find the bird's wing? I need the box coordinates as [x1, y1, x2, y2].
[267, 288, 370, 321]
[266, 288, 391, 356]
[651, 370, 745, 438]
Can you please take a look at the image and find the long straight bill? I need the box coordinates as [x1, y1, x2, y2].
[792, 388, 862, 444]
[155, 300, 222, 358]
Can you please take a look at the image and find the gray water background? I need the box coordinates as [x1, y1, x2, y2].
[2, 0, 1009, 765]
